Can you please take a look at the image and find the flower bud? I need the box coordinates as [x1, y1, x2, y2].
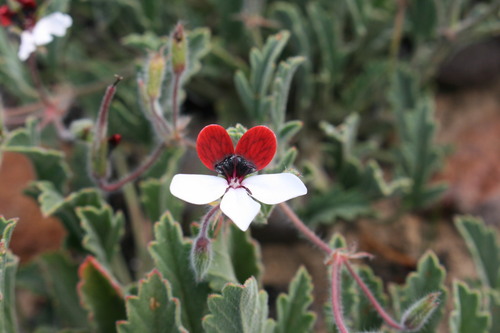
[171, 22, 188, 75]
[190, 235, 212, 282]
[401, 292, 440, 332]
[146, 51, 166, 100]
[69, 118, 94, 142]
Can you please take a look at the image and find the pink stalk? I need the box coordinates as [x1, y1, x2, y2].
[200, 204, 221, 237]
[331, 253, 349, 333]
[344, 260, 405, 330]
[278, 203, 332, 255]
[98, 143, 166, 192]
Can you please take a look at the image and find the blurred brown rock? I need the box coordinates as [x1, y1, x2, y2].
[0, 152, 65, 262]
[435, 80, 500, 222]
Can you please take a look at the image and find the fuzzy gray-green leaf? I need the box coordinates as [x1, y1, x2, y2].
[450, 281, 489, 333]
[0, 217, 19, 333]
[455, 216, 500, 288]
[391, 251, 447, 333]
[206, 223, 262, 291]
[78, 205, 125, 267]
[203, 277, 271, 333]
[149, 212, 210, 332]
[275, 267, 316, 333]
[117, 270, 187, 333]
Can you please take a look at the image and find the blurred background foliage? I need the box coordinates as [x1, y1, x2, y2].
[1, 0, 500, 332]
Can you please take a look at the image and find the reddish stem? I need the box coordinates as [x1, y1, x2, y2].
[331, 253, 349, 333]
[344, 260, 405, 330]
[200, 204, 221, 237]
[278, 203, 332, 255]
[98, 143, 166, 192]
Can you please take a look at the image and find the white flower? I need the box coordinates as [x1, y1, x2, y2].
[169, 125, 307, 231]
[18, 12, 72, 61]
[170, 172, 307, 231]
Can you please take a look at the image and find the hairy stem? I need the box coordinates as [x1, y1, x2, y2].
[331, 253, 349, 333]
[278, 203, 332, 255]
[200, 204, 221, 237]
[344, 260, 405, 330]
[98, 143, 166, 192]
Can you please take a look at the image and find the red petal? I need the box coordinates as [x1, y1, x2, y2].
[235, 126, 277, 170]
[196, 124, 235, 170]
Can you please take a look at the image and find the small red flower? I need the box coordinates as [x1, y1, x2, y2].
[0, 5, 15, 27]
[170, 124, 307, 231]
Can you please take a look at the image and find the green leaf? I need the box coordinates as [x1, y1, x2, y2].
[184, 28, 212, 82]
[408, 0, 437, 39]
[140, 146, 185, 223]
[207, 223, 262, 291]
[234, 70, 255, 115]
[390, 251, 447, 333]
[278, 120, 303, 143]
[78, 205, 125, 267]
[270, 56, 305, 129]
[3, 146, 70, 192]
[393, 97, 444, 208]
[117, 270, 187, 333]
[275, 267, 316, 333]
[78, 256, 126, 333]
[149, 212, 211, 332]
[25, 184, 104, 248]
[303, 187, 372, 225]
[488, 290, 500, 333]
[0, 217, 19, 333]
[352, 266, 386, 331]
[455, 216, 500, 288]
[203, 277, 275, 333]
[36, 252, 88, 329]
[450, 281, 489, 333]
[0, 29, 35, 98]
[269, 2, 314, 109]
[307, 2, 345, 86]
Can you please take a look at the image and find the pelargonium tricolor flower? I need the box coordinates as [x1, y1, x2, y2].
[170, 124, 307, 231]
[0, 0, 72, 61]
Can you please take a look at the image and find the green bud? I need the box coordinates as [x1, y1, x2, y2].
[146, 51, 166, 100]
[190, 236, 212, 282]
[171, 23, 188, 75]
[401, 292, 441, 332]
[91, 138, 109, 179]
[69, 118, 94, 142]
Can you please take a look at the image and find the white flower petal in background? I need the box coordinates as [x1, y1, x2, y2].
[33, 12, 72, 43]
[243, 173, 307, 205]
[170, 174, 227, 205]
[18, 31, 36, 61]
[220, 188, 260, 231]
[18, 12, 72, 61]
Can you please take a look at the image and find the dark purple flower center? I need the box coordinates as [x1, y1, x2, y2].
[215, 155, 256, 187]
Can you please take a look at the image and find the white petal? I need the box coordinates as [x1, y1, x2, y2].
[170, 174, 227, 205]
[33, 12, 72, 46]
[243, 173, 307, 205]
[220, 188, 260, 231]
[18, 31, 36, 61]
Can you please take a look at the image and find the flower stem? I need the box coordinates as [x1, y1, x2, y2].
[278, 203, 332, 255]
[200, 204, 221, 237]
[171, 72, 182, 139]
[331, 252, 349, 333]
[344, 260, 405, 330]
[98, 143, 166, 192]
